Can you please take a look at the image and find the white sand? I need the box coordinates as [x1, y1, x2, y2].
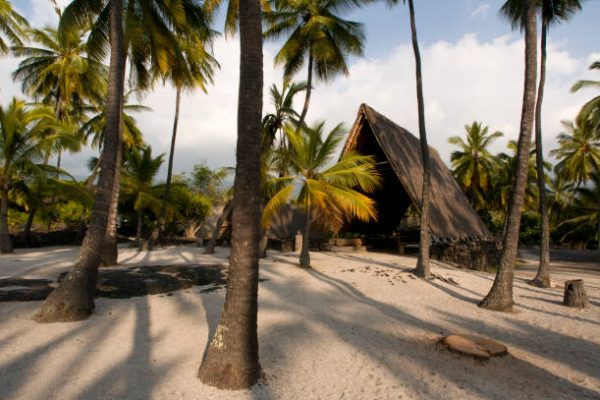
[1, 245, 599, 400]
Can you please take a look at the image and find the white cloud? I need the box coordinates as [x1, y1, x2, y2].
[470, 3, 491, 19]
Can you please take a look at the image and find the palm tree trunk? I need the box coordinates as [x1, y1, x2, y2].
[197, 0, 263, 388]
[480, 0, 537, 312]
[407, 0, 431, 279]
[34, 0, 126, 322]
[154, 86, 182, 247]
[136, 210, 142, 250]
[299, 206, 311, 267]
[0, 182, 13, 254]
[531, 13, 551, 288]
[298, 51, 313, 126]
[204, 201, 233, 254]
[24, 206, 36, 245]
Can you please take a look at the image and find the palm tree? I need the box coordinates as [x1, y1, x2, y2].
[121, 146, 164, 248]
[264, 0, 364, 125]
[572, 60, 600, 138]
[480, 0, 538, 312]
[501, 0, 584, 288]
[262, 79, 307, 176]
[155, 32, 220, 245]
[448, 122, 503, 211]
[559, 172, 600, 249]
[34, 0, 128, 323]
[197, 0, 264, 389]
[0, 99, 56, 254]
[492, 140, 540, 217]
[550, 120, 600, 188]
[12, 25, 109, 166]
[383, 0, 431, 278]
[0, 0, 28, 56]
[263, 122, 381, 267]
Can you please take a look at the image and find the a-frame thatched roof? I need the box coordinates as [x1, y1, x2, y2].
[342, 104, 491, 240]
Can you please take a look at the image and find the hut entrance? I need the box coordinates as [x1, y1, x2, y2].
[341, 120, 419, 253]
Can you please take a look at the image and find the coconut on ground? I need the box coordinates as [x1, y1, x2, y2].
[0, 245, 599, 400]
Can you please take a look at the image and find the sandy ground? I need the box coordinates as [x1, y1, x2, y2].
[0, 245, 599, 400]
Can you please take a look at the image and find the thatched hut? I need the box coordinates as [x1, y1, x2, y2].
[340, 104, 499, 269]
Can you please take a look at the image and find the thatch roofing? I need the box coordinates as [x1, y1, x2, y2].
[342, 104, 491, 240]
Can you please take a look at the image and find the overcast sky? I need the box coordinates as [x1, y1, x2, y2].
[3, 0, 600, 179]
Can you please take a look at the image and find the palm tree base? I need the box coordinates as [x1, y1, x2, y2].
[478, 294, 514, 312]
[529, 275, 550, 288]
[33, 268, 96, 322]
[411, 265, 431, 279]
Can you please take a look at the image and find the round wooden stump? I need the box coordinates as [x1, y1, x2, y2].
[442, 334, 508, 359]
[563, 279, 589, 308]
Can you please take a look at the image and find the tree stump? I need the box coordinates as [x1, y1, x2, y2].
[441, 334, 508, 359]
[563, 279, 589, 308]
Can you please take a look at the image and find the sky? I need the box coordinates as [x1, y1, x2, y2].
[3, 0, 600, 179]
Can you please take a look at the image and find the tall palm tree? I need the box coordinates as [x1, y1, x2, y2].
[34, 0, 128, 323]
[0, 0, 28, 56]
[384, 0, 431, 278]
[572, 60, 600, 137]
[0, 99, 56, 253]
[197, 0, 264, 389]
[480, 0, 538, 312]
[155, 32, 220, 244]
[262, 122, 381, 267]
[550, 120, 600, 187]
[121, 146, 164, 248]
[264, 0, 365, 124]
[448, 122, 503, 211]
[501, 0, 584, 288]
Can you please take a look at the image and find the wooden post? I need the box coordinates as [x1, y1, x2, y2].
[563, 279, 589, 308]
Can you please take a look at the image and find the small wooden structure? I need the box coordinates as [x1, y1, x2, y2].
[563, 279, 589, 308]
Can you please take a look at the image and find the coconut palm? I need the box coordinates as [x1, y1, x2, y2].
[121, 146, 164, 248]
[572, 60, 600, 138]
[34, 0, 128, 323]
[382, 0, 431, 277]
[12, 25, 109, 167]
[448, 122, 503, 211]
[501, 0, 584, 288]
[559, 172, 600, 249]
[155, 32, 220, 244]
[262, 122, 381, 267]
[550, 120, 600, 188]
[0, 0, 28, 55]
[262, 79, 307, 175]
[264, 0, 365, 124]
[0, 99, 56, 253]
[480, 0, 538, 311]
[197, 0, 264, 389]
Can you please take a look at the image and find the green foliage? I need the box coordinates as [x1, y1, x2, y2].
[262, 121, 381, 231]
[448, 121, 503, 211]
[7, 209, 26, 230]
[189, 162, 230, 203]
[0, 0, 28, 55]
[572, 60, 600, 138]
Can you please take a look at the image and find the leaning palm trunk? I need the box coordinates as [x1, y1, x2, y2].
[34, 0, 126, 322]
[204, 201, 233, 254]
[407, 0, 431, 279]
[480, 0, 537, 312]
[0, 183, 12, 254]
[197, 0, 263, 388]
[100, 175, 120, 266]
[531, 12, 551, 288]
